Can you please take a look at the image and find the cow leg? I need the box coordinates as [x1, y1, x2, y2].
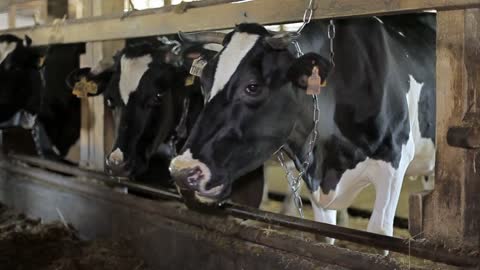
[368, 140, 414, 254]
[311, 201, 336, 244]
[336, 208, 349, 227]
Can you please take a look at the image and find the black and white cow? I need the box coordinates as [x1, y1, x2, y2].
[67, 37, 266, 207]
[0, 34, 84, 159]
[170, 14, 436, 239]
[66, 38, 223, 182]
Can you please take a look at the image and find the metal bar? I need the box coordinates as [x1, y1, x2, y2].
[0, 0, 480, 46]
[268, 191, 409, 229]
[6, 153, 478, 268]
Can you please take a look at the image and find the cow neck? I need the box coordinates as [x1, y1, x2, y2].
[284, 91, 318, 171]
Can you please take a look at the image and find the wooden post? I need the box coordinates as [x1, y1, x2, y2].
[8, 4, 16, 28]
[78, 0, 124, 170]
[415, 8, 480, 250]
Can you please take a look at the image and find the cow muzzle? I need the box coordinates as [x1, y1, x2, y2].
[105, 148, 130, 177]
[169, 149, 224, 203]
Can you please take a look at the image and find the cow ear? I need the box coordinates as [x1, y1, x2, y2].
[66, 67, 110, 98]
[287, 53, 332, 95]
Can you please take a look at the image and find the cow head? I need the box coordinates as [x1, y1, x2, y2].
[0, 34, 42, 122]
[67, 39, 217, 178]
[170, 24, 331, 204]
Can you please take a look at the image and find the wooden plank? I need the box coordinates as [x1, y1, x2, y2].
[422, 8, 480, 250]
[408, 191, 430, 238]
[7, 153, 479, 268]
[78, 0, 124, 170]
[1, 161, 401, 270]
[447, 126, 480, 149]
[0, 0, 479, 45]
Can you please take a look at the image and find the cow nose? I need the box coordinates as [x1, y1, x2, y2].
[105, 148, 128, 176]
[172, 166, 205, 190]
[170, 149, 211, 192]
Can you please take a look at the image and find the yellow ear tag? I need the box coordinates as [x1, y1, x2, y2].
[72, 77, 98, 98]
[306, 66, 323, 95]
[184, 75, 195, 87]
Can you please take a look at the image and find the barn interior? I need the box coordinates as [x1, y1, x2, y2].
[0, 1, 478, 269]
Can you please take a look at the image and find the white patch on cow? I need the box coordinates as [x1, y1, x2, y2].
[119, 54, 152, 104]
[311, 158, 371, 211]
[0, 41, 17, 65]
[209, 32, 259, 102]
[203, 43, 224, 52]
[91, 58, 115, 75]
[310, 133, 415, 240]
[311, 201, 336, 244]
[109, 148, 124, 164]
[405, 75, 435, 177]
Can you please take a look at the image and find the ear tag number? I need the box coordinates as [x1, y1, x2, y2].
[306, 66, 324, 95]
[72, 77, 98, 98]
[190, 57, 207, 77]
[184, 75, 195, 87]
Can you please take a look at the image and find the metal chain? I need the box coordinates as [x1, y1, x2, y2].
[278, 0, 322, 218]
[279, 0, 334, 217]
[295, 0, 315, 36]
[277, 94, 320, 218]
[158, 36, 182, 55]
[291, 0, 315, 57]
[328, 19, 336, 66]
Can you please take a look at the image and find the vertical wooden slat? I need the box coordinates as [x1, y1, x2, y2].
[8, 4, 16, 28]
[78, 0, 124, 170]
[421, 8, 480, 249]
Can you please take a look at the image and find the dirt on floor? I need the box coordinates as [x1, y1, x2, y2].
[0, 203, 147, 270]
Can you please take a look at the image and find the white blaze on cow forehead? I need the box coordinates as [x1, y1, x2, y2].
[0, 41, 17, 65]
[119, 54, 152, 104]
[209, 32, 260, 102]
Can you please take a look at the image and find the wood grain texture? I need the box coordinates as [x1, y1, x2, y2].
[423, 8, 480, 249]
[0, 0, 479, 45]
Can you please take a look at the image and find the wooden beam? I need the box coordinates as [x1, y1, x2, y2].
[421, 8, 480, 250]
[0, 0, 479, 45]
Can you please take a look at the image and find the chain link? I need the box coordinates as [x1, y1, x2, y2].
[328, 19, 336, 66]
[279, 1, 334, 217]
[277, 95, 320, 218]
[295, 0, 315, 36]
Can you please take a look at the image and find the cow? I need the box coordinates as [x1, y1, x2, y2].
[66, 36, 266, 207]
[0, 34, 84, 160]
[170, 13, 436, 242]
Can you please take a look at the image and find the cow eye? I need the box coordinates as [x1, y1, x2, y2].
[245, 83, 261, 96]
[151, 92, 164, 105]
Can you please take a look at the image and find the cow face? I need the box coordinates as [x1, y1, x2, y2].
[0, 35, 41, 122]
[170, 24, 331, 204]
[67, 41, 213, 179]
